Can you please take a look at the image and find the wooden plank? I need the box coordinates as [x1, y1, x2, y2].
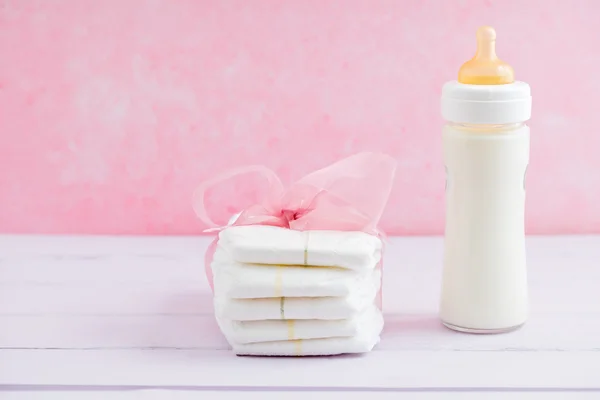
[2, 235, 599, 286]
[1, 350, 599, 389]
[0, 315, 228, 349]
[0, 285, 214, 315]
[2, 265, 599, 315]
[2, 390, 600, 400]
[0, 254, 205, 286]
[2, 236, 600, 316]
[1, 314, 600, 351]
[0, 235, 207, 257]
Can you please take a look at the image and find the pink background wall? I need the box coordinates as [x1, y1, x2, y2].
[1, 0, 598, 235]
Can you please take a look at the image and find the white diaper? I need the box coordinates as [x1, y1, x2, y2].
[218, 305, 382, 344]
[230, 307, 384, 356]
[213, 269, 381, 321]
[212, 246, 377, 299]
[218, 225, 382, 271]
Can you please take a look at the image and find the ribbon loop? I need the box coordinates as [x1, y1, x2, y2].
[193, 165, 285, 229]
[193, 152, 397, 234]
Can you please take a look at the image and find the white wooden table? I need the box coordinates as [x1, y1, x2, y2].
[1, 235, 599, 399]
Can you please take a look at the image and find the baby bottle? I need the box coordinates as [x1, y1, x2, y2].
[439, 26, 532, 333]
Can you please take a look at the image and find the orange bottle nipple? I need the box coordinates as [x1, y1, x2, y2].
[458, 26, 514, 85]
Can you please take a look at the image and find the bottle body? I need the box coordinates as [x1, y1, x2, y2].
[440, 122, 529, 332]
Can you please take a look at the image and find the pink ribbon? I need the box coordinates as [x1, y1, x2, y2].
[193, 152, 397, 293]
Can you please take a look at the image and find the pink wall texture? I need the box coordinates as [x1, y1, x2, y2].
[1, 0, 599, 235]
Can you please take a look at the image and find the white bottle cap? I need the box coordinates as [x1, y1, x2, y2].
[441, 81, 532, 124]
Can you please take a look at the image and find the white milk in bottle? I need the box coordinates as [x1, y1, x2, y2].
[440, 26, 532, 333]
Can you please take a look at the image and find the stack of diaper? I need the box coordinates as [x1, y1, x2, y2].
[211, 225, 384, 356]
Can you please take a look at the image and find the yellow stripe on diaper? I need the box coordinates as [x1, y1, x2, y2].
[287, 320, 295, 340]
[274, 266, 283, 297]
[275, 266, 285, 319]
[294, 339, 303, 356]
[303, 231, 310, 265]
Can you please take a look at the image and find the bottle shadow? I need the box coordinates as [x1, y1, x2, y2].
[383, 313, 447, 334]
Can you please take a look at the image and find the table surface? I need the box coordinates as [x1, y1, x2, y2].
[1, 234, 599, 399]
